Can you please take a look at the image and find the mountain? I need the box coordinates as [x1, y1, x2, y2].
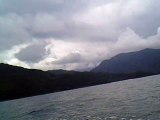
[92, 48, 160, 73]
[0, 63, 155, 101]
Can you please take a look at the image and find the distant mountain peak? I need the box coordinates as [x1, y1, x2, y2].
[92, 48, 160, 74]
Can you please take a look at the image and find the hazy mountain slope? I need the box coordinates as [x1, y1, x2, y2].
[92, 48, 160, 73]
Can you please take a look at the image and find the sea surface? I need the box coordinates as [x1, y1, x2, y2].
[0, 75, 160, 120]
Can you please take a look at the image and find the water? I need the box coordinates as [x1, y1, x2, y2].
[0, 75, 160, 120]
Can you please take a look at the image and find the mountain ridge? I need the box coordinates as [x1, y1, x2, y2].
[0, 48, 160, 101]
[92, 48, 160, 73]
[0, 63, 156, 101]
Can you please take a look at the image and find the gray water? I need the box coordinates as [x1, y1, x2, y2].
[0, 75, 160, 120]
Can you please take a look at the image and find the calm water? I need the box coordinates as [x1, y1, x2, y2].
[0, 75, 160, 120]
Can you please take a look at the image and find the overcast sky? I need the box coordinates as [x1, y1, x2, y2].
[0, 0, 160, 71]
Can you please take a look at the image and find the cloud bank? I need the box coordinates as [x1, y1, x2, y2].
[0, 0, 160, 71]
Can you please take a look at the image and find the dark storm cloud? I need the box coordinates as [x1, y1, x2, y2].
[0, 0, 88, 15]
[15, 42, 48, 63]
[0, 0, 91, 41]
[1, 0, 160, 41]
[0, 13, 31, 50]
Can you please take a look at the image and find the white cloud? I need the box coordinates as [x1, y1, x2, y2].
[75, 0, 151, 26]
[0, 43, 30, 68]
[73, 0, 159, 40]
[1, 27, 160, 71]
[108, 27, 160, 57]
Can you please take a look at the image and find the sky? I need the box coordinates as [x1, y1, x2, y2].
[0, 0, 160, 71]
